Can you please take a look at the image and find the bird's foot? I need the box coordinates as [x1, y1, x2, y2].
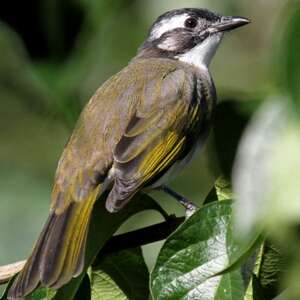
[159, 185, 198, 218]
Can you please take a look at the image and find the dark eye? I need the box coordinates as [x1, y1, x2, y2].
[184, 17, 198, 28]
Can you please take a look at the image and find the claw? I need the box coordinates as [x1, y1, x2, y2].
[159, 185, 198, 218]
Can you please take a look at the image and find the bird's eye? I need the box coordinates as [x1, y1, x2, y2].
[184, 17, 198, 28]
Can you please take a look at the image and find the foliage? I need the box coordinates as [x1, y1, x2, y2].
[1, 0, 300, 299]
[91, 247, 149, 300]
[151, 200, 248, 300]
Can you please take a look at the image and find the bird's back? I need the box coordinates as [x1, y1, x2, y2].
[53, 58, 205, 201]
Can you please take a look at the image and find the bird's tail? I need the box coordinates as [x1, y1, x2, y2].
[8, 187, 100, 300]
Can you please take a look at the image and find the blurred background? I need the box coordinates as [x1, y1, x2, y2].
[0, 0, 292, 278]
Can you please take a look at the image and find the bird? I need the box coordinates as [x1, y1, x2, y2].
[8, 8, 249, 299]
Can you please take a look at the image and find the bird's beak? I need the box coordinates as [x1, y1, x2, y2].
[210, 16, 250, 33]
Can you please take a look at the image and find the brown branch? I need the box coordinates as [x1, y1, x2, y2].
[0, 216, 184, 284]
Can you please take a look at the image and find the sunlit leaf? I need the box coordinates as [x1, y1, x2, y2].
[257, 241, 287, 299]
[245, 240, 286, 300]
[91, 270, 127, 300]
[233, 99, 300, 299]
[151, 200, 259, 300]
[233, 100, 288, 235]
[235, 102, 300, 233]
[91, 248, 149, 300]
[204, 177, 232, 205]
[215, 177, 233, 201]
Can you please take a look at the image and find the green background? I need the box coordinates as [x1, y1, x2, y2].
[0, 0, 288, 279]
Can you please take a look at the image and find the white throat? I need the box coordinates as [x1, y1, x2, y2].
[177, 33, 223, 70]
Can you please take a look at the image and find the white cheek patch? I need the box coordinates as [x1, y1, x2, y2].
[157, 36, 178, 51]
[150, 14, 188, 40]
[177, 33, 223, 69]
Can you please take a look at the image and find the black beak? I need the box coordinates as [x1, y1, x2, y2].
[211, 16, 250, 33]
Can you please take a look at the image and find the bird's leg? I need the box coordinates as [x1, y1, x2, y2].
[159, 185, 198, 218]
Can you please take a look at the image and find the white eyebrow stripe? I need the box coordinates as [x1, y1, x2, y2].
[150, 14, 189, 40]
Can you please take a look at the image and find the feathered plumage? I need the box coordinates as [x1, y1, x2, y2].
[8, 58, 214, 299]
[8, 6, 250, 298]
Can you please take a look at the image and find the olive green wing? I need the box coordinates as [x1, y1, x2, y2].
[106, 69, 202, 212]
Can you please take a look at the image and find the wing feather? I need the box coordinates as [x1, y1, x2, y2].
[106, 68, 202, 212]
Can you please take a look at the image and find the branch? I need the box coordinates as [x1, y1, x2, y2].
[94, 215, 185, 264]
[0, 216, 184, 284]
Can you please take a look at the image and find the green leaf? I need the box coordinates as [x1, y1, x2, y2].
[215, 177, 233, 201]
[233, 99, 300, 299]
[90, 270, 127, 300]
[151, 200, 257, 300]
[91, 248, 149, 300]
[26, 288, 49, 300]
[233, 98, 300, 241]
[25, 287, 56, 300]
[244, 240, 287, 300]
[251, 275, 267, 300]
[257, 241, 287, 299]
[204, 177, 232, 205]
[233, 100, 288, 235]
[53, 193, 165, 300]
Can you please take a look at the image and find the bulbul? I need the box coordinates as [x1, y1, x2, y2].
[8, 8, 249, 299]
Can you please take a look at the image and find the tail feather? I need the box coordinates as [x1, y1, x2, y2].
[8, 188, 99, 300]
[40, 203, 76, 286]
[9, 213, 55, 299]
[73, 223, 89, 277]
[44, 198, 94, 288]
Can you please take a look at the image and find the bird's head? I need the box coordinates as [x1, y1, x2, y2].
[137, 8, 250, 69]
